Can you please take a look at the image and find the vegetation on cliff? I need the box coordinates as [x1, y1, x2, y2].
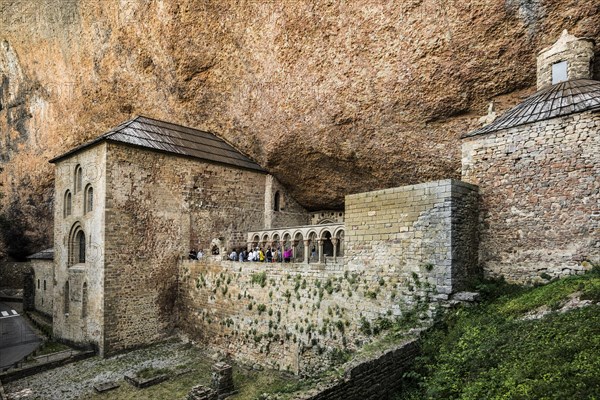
[397, 267, 600, 399]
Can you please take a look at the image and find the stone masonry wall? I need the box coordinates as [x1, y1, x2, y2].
[102, 143, 269, 355]
[462, 111, 600, 283]
[301, 340, 419, 400]
[178, 180, 478, 374]
[536, 32, 594, 89]
[53, 143, 107, 351]
[264, 175, 309, 230]
[31, 259, 53, 316]
[345, 179, 479, 296]
[178, 259, 429, 375]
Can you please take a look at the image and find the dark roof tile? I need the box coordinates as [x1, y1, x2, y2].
[463, 79, 600, 138]
[50, 116, 266, 172]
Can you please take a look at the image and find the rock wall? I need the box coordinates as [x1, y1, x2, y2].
[0, 261, 30, 289]
[461, 111, 600, 283]
[1, 1, 600, 255]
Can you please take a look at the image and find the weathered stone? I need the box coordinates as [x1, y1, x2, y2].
[93, 381, 120, 393]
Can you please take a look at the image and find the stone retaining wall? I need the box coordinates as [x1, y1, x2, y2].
[179, 259, 423, 375]
[299, 340, 419, 400]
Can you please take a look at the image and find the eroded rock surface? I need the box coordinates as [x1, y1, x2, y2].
[1, 1, 599, 253]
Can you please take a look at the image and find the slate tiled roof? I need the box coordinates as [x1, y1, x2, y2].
[463, 79, 600, 138]
[27, 248, 54, 260]
[50, 116, 266, 172]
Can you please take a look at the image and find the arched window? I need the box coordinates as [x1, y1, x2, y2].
[64, 190, 72, 217]
[77, 230, 86, 263]
[82, 282, 88, 318]
[69, 225, 86, 266]
[74, 165, 83, 193]
[64, 281, 70, 314]
[274, 191, 281, 211]
[85, 185, 94, 213]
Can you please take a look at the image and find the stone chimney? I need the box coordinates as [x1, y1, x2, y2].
[536, 30, 595, 90]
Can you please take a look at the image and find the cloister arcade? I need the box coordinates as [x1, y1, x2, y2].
[247, 223, 345, 264]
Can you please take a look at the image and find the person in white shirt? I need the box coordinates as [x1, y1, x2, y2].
[229, 250, 238, 261]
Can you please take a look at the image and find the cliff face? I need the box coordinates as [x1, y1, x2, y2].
[1, 0, 599, 256]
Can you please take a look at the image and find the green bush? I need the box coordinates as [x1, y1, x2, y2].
[251, 272, 267, 288]
[397, 273, 600, 400]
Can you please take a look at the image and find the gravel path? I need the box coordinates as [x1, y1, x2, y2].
[4, 340, 208, 400]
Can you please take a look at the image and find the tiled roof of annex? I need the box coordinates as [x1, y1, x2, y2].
[27, 248, 54, 260]
[463, 79, 600, 138]
[50, 115, 265, 172]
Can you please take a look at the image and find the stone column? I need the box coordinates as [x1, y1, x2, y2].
[331, 238, 339, 262]
[211, 362, 234, 397]
[303, 239, 310, 264]
[318, 239, 324, 263]
[292, 240, 298, 262]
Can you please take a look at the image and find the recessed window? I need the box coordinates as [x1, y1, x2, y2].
[37, 279, 40, 289]
[274, 191, 281, 211]
[64, 281, 70, 315]
[85, 185, 94, 213]
[552, 61, 568, 84]
[69, 225, 86, 265]
[43, 280, 46, 291]
[82, 282, 88, 318]
[74, 165, 83, 193]
[64, 190, 72, 217]
[77, 231, 86, 263]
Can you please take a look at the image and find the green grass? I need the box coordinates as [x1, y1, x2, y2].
[396, 271, 600, 400]
[231, 367, 307, 400]
[35, 341, 70, 356]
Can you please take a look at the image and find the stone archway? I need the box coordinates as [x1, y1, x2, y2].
[322, 230, 334, 257]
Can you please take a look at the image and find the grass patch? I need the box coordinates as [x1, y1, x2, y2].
[35, 341, 70, 356]
[396, 272, 600, 400]
[136, 366, 171, 380]
[231, 367, 307, 400]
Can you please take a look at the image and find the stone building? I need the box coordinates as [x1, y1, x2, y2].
[45, 31, 598, 369]
[462, 31, 599, 282]
[48, 115, 479, 359]
[26, 248, 54, 317]
[49, 116, 307, 355]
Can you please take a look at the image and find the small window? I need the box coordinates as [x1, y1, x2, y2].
[64, 191, 72, 217]
[85, 185, 94, 213]
[552, 61, 568, 84]
[43, 280, 46, 291]
[77, 230, 86, 263]
[37, 279, 40, 289]
[74, 165, 83, 193]
[82, 282, 88, 318]
[274, 191, 281, 211]
[64, 281, 70, 314]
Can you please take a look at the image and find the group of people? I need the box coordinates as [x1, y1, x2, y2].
[188, 249, 204, 260]
[228, 247, 294, 263]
